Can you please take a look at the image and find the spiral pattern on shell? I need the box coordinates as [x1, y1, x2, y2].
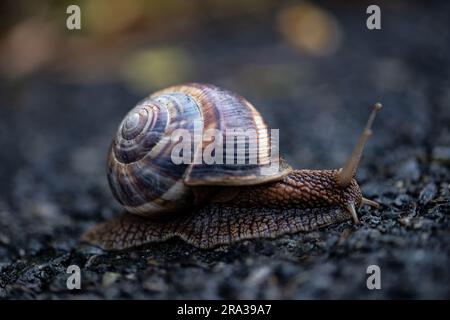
[107, 83, 291, 216]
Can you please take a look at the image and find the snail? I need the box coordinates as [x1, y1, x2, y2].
[82, 83, 382, 250]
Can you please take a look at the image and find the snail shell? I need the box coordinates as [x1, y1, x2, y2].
[108, 83, 291, 216]
[83, 84, 382, 251]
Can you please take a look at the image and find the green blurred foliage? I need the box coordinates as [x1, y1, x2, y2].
[121, 46, 193, 90]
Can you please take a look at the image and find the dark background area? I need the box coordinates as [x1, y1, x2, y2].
[0, 0, 449, 299]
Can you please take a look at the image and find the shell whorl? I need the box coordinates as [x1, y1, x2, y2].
[107, 83, 291, 216]
[114, 98, 168, 163]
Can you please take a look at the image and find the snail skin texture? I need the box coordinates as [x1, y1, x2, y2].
[82, 83, 382, 250]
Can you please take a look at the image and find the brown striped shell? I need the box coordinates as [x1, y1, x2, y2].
[107, 83, 292, 216]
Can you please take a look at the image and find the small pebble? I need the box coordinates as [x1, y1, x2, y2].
[396, 159, 421, 181]
[0, 234, 10, 245]
[419, 183, 437, 206]
[399, 217, 412, 227]
[102, 272, 121, 288]
[142, 279, 167, 292]
[245, 266, 272, 287]
[394, 194, 412, 207]
[337, 228, 352, 246]
[146, 258, 160, 266]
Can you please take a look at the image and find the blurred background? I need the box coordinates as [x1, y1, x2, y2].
[0, 0, 449, 299]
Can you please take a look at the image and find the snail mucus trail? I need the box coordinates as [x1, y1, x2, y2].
[82, 83, 382, 251]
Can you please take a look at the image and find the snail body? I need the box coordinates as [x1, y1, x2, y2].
[83, 83, 381, 250]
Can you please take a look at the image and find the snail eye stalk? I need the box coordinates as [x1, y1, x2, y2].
[336, 103, 382, 188]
